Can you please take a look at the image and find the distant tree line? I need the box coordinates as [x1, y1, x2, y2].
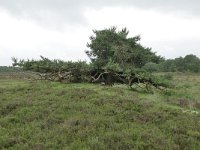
[142, 54, 200, 73]
[0, 66, 22, 72]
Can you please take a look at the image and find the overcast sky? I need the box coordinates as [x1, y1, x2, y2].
[0, 0, 200, 66]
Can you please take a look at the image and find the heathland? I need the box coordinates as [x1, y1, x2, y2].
[0, 72, 199, 149]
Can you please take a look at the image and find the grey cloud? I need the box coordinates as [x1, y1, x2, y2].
[0, 0, 200, 27]
[0, 0, 88, 28]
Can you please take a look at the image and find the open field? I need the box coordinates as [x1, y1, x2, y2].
[0, 72, 200, 149]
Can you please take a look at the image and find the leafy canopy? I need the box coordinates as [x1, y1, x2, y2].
[86, 27, 162, 70]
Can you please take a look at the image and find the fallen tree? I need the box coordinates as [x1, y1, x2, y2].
[90, 69, 165, 90]
[11, 27, 169, 91]
[12, 56, 168, 92]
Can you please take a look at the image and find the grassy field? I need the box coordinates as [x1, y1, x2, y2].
[0, 72, 200, 149]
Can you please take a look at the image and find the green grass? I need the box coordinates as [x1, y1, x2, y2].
[0, 73, 200, 149]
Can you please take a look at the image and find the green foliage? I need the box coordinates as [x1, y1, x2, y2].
[142, 62, 159, 72]
[102, 59, 122, 72]
[154, 74, 174, 88]
[13, 56, 77, 72]
[183, 54, 200, 72]
[0, 66, 22, 72]
[159, 54, 200, 73]
[12, 56, 91, 82]
[86, 27, 163, 69]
